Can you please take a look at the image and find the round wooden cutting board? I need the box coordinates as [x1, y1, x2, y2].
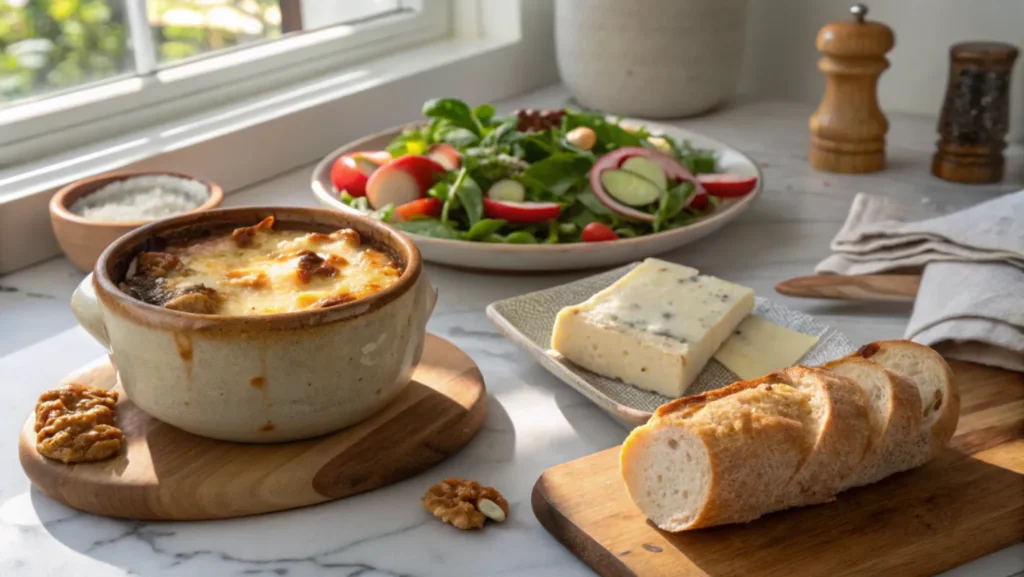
[19, 334, 486, 521]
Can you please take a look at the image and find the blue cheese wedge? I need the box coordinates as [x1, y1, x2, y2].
[550, 259, 755, 397]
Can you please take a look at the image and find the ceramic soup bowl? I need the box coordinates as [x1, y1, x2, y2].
[71, 207, 436, 443]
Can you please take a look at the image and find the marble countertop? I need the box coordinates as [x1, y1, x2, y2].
[2, 86, 1022, 577]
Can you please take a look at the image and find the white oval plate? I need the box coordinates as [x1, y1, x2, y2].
[311, 120, 763, 272]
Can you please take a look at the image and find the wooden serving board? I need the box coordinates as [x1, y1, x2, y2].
[533, 360, 1024, 577]
[19, 334, 486, 521]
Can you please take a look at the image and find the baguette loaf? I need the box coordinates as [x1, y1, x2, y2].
[624, 366, 870, 531]
[621, 340, 959, 532]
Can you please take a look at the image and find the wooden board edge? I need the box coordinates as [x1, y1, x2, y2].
[18, 335, 491, 521]
[532, 472, 637, 577]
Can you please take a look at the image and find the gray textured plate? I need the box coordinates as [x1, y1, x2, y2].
[486, 263, 856, 427]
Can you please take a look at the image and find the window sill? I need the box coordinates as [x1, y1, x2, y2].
[0, 3, 558, 273]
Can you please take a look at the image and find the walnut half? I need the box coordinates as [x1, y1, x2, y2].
[422, 478, 509, 530]
[35, 384, 124, 464]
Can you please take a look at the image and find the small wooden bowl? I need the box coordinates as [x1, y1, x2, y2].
[49, 171, 223, 272]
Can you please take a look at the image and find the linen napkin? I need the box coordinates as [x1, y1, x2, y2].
[817, 191, 1024, 372]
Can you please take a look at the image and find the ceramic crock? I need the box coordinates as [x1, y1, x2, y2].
[555, 0, 749, 118]
[71, 207, 436, 443]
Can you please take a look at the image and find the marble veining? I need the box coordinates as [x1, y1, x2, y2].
[1, 86, 1022, 576]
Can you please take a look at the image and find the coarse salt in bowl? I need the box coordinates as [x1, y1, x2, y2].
[70, 175, 210, 222]
[50, 171, 223, 272]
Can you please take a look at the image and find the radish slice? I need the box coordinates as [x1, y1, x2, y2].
[696, 173, 757, 197]
[590, 147, 703, 222]
[365, 155, 445, 209]
[361, 151, 393, 166]
[482, 198, 560, 224]
[366, 168, 421, 209]
[427, 143, 461, 171]
[487, 179, 526, 202]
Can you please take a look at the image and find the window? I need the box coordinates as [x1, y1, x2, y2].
[0, 0, 448, 164]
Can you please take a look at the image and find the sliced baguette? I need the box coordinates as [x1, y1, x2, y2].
[822, 357, 926, 489]
[623, 366, 871, 530]
[848, 340, 960, 457]
[622, 381, 809, 531]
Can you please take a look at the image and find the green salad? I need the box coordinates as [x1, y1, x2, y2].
[329, 98, 757, 244]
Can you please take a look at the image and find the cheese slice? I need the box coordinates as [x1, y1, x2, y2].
[550, 258, 754, 397]
[714, 315, 819, 380]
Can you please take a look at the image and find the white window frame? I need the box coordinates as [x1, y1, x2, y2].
[0, 0, 560, 273]
[0, 0, 450, 166]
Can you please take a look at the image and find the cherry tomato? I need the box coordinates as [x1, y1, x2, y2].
[394, 197, 442, 221]
[581, 222, 619, 242]
[689, 193, 709, 211]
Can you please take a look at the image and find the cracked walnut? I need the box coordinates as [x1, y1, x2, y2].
[35, 383, 124, 464]
[422, 478, 509, 530]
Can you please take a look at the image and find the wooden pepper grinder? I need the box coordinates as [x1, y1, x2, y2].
[809, 4, 895, 173]
[932, 42, 1019, 184]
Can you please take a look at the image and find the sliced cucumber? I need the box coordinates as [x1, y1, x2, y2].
[599, 169, 662, 207]
[486, 179, 526, 203]
[621, 156, 667, 191]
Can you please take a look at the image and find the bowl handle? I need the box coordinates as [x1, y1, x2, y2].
[71, 274, 111, 350]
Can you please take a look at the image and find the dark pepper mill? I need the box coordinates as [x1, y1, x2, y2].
[932, 42, 1019, 184]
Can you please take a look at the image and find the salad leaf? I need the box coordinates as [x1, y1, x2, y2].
[466, 218, 506, 240]
[472, 152, 528, 181]
[455, 172, 484, 225]
[520, 153, 593, 197]
[387, 126, 430, 156]
[544, 221, 560, 244]
[575, 188, 612, 216]
[614, 226, 639, 239]
[503, 231, 538, 244]
[349, 196, 371, 212]
[653, 182, 695, 232]
[370, 203, 396, 222]
[480, 117, 519, 148]
[684, 153, 717, 175]
[441, 128, 480, 148]
[564, 110, 642, 153]
[391, 219, 459, 239]
[423, 98, 482, 137]
[428, 181, 452, 201]
[472, 104, 496, 125]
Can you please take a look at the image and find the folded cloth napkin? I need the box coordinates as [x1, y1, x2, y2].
[817, 190, 1024, 275]
[817, 191, 1024, 372]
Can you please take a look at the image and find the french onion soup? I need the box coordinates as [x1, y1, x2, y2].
[119, 216, 401, 315]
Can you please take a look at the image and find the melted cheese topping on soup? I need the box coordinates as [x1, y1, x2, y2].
[123, 217, 401, 316]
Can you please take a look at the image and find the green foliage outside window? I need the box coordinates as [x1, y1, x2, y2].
[1, 0, 283, 104]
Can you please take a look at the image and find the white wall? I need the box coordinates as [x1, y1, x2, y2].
[738, 0, 1024, 141]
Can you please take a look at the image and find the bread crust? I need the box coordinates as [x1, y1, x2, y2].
[621, 340, 957, 533]
[823, 358, 926, 489]
[773, 366, 870, 508]
[623, 384, 808, 531]
[848, 340, 960, 457]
